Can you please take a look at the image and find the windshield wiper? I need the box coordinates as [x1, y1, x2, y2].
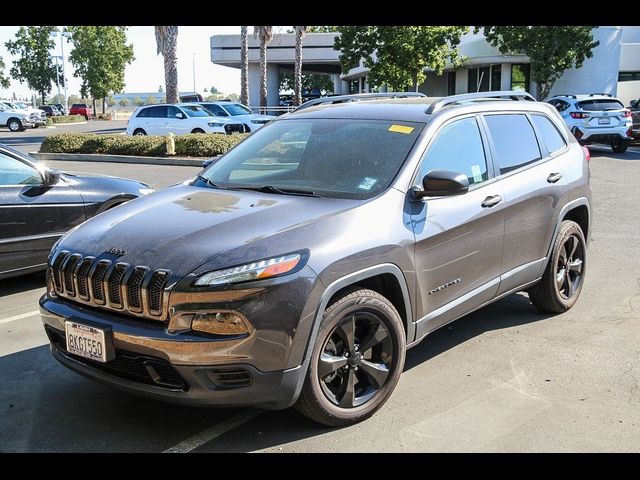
[195, 174, 221, 189]
[234, 185, 322, 197]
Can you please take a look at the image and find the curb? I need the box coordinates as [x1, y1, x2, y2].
[45, 121, 88, 128]
[30, 151, 214, 167]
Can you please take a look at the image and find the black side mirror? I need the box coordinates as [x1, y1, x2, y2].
[411, 169, 469, 199]
[42, 168, 60, 186]
[201, 158, 215, 169]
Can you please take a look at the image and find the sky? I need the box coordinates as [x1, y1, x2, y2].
[0, 26, 289, 100]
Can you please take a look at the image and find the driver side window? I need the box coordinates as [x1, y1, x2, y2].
[0, 152, 41, 186]
[417, 117, 489, 187]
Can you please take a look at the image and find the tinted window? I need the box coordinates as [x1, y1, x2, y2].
[577, 99, 624, 111]
[223, 103, 252, 116]
[182, 105, 211, 117]
[202, 119, 423, 199]
[485, 114, 541, 174]
[71, 104, 87, 108]
[142, 106, 166, 118]
[531, 115, 566, 154]
[417, 117, 488, 187]
[548, 99, 570, 112]
[201, 104, 227, 116]
[0, 152, 40, 186]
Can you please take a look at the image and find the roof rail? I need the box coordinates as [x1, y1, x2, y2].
[426, 91, 536, 114]
[555, 94, 577, 99]
[589, 92, 612, 97]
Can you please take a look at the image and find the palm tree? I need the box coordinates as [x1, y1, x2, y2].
[240, 26, 249, 106]
[293, 26, 307, 107]
[253, 26, 274, 109]
[154, 26, 179, 103]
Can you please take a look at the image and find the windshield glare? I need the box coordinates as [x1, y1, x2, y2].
[201, 118, 423, 199]
[182, 105, 211, 117]
[224, 103, 253, 116]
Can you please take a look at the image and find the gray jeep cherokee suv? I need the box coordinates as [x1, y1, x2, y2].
[40, 91, 592, 426]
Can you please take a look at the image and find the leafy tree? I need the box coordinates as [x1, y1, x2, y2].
[5, 26, 62, 103]
[227, 93, 239, 102]
[67, 26, 135, 114]
[254, 26, 274, 107]
[132, 96, 144, 106]
[145, 96, 157, 105]
[280, 72, 333, 94]
[49, 93, 66, 104]
[240, 26, 249, 106]
[118, 97, 129, 107]
[155, 26, 179, 103]
[106, 95, 115, 107]
[0, 56, 10, 89]
[209, 85, 220, 94]
[476, 26, 600, 100]
[308, 26, 337, 33]
[334, 26, 467, 91]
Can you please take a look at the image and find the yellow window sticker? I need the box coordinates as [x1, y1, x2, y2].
[388, 124, 414, 134]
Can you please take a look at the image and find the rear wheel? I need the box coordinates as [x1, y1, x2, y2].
[611, 139, 629, 153]
[133, 128, 146, 136]
[191, 128, 205, 134]
[295, 288, 406, 426]
[528, 220, 586, 313]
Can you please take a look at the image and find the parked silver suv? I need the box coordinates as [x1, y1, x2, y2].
[41, 91, 592, 426]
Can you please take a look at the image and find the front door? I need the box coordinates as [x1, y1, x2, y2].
[411, 116, 505, 337]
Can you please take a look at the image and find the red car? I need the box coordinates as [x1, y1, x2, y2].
[69, 103, 92, 120]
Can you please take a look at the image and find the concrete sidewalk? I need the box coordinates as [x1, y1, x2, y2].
[30, 151, 214, 167]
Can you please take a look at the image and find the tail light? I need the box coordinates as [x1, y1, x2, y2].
[582, 146, 590, 163]
[627, 127, 633, 138]
[623, 110, 632, 118]
[570, 112, 590, 119]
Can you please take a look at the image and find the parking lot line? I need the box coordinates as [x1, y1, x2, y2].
[163, 409, 263, 453]
[0, 310, 40, 325]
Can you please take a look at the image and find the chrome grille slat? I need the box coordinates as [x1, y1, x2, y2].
[50, 252, 169, 320]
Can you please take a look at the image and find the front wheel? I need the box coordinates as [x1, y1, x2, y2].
[295, 288, 406, 426]
[133, 128, 146, 136]
[528, 220, 587, 313]
[7, 118, 22, 132]
[611, 139, 629, 153]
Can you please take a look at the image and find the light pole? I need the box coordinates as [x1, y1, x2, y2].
[192, 53, 197, 94]
[49, 55, 62, 103]
[51, 28, 71, 113]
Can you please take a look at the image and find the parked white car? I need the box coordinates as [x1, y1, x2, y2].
[198, 101, 272, 132]
[0, 102, 39, 131]
[126, 103, 246, 136]
[547, 93, 633, 153]
[0, 101, 47, 128]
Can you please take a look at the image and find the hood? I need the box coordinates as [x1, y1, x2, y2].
[58, 184, 357, 277]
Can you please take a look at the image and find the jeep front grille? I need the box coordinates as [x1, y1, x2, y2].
[50, 250, 171, 320]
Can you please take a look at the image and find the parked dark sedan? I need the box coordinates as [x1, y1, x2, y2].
[0, 144, 153, 280]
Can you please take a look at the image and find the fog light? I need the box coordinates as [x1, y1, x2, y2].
[191, 312, 251, 336]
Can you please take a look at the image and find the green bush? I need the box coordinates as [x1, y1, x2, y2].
[40, 132, 248, 157]
[46, 115, 85, 126]
[95, 113, 113, 121]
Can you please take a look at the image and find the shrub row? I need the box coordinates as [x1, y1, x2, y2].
[46, 115, 85, 125]
[40, 132, 248, 157]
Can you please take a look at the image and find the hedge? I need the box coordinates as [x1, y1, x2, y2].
[40, 132, 248, 157]
[46, 115, 85, 126]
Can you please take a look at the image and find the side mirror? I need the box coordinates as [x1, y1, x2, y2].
[411, 170, 469, 199]
[630, 100, 638, 109]
[175, 112, 185, 119]
[42, 168, 60, 186]
[201, 158, 215, 169]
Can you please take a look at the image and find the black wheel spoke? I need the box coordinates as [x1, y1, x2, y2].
[318, 353, 348, 379]
[337, 315, 356, 354]
[359, 359, 389, 388]
[338, 369, 356, 408]
[359, 322, 389, 353]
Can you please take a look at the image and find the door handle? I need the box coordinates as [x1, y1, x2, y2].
[481, 195, 502, 208]
[547, 172, 563, 183]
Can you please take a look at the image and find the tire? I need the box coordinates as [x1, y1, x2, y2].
[528, 220, 587, 313]
[294, 288, 406, 427]
[611, 139, 629, 153]
[32, 125, 40, 129]
[133, 128, 147, 136]
[84, 115, 89, 121]
[7, 118, 22, 132]
[191, 128, 205, 134]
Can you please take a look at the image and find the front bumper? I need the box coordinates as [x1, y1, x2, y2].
[40, 294, 309, 409]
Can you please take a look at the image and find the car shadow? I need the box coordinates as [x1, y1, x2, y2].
[588, 146, 640, 161]
[0, 272, 46, 298]
[0, 291, 554, 452]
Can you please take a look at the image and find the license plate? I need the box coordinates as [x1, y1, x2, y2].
[65, 321, 107, 363]
[598, 118, 610, 125]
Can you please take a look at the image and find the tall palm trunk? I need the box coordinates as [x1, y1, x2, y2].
[240, 26, 249, 106]
[254, 26, 273, 109]
[293, 26, 306, 106]
[155, 26, 179, 103]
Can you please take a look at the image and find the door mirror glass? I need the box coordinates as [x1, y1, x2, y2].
[175, 112, 185, 119]
[415, 169, 469, 197]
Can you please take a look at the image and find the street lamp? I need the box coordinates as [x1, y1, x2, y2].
[50, 28, 71, 113]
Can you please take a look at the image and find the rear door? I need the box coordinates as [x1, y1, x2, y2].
[411, 115, 505, 335]
[0, 150, 85, 275]
[145, 106, 167, 135]
[481, 113, 569, 295]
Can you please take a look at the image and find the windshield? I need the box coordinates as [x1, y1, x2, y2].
[200, 118, 424, 199]
[223, 103, 253, 116]
[182, 105, 212, 117]
[577, 99, 624, 111]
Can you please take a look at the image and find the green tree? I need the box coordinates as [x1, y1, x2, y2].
[0, 56, 10, 89]
[335, 26, 468, 91]
[240, 26, 249, 106]
[209, 85, 220, 94]
[254, 26, 274, 107]
[49, 93, 66, 104]
[308, 26, 337, 33]
[118, 97, 129, 107]
[155, 26, 179, 103]
[132, 96, 144, 106]
[4, 26, 62, 104]
[67, 26, 135, 114]
[280, 72, 333, 94]
[145, 96, 157, 105]
[476, 26, 600, 100]
[227, 92, 239, 101]
[106, 95, 115, 107]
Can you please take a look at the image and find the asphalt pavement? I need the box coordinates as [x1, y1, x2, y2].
[0, 133, 639, 451]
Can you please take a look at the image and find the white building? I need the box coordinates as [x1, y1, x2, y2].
[211, 27, 640, 106]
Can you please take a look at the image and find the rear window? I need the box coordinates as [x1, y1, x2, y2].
[484, 114, 541, 175]
[577, 99, 624, 111]
[71, 104, 88, 108]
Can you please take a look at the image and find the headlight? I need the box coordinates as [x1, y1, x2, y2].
[194, 252, 304, 286]
[207, 121, 225, 127]
[138, 188, 154, 195]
